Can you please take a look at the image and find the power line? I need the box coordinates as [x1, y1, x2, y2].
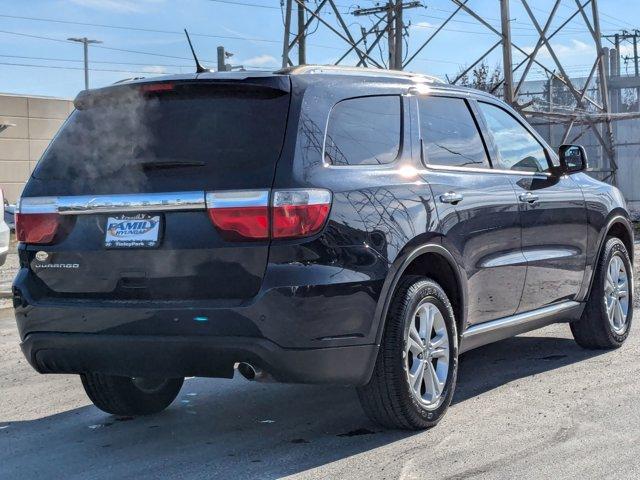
[0, 53, 193, 68]
[0, 29, 214, 61]
[204, 0, 353, 12]
[0, 58, 269, 74]
[204, 0, 282, 9]
[0, 13, 282, 44]
[413, 11, 588, 34]
[0, 60, 179, 75]
[0, 13, 339, 50]
[545, 0, 638, 31]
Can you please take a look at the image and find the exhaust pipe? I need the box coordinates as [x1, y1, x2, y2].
[236, 362, 274, 382]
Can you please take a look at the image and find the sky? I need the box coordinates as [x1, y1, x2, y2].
[1, 0, 640, 99]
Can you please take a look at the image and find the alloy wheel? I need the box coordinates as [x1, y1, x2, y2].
[604, 254, 630, 334]
[404, 299, 450, 410]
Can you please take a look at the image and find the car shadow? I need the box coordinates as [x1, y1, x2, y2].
[453, 332, 607, 404]
[0, 332, 609, 479]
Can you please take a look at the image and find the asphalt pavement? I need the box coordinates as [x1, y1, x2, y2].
[0, 246, 639, 479]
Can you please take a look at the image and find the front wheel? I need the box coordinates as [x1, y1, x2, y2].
[571, 237, 634, 349]
[357, 276, 458, 430]
[81, 373, 184, 416]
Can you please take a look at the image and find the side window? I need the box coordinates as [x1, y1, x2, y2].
[325, 96, 401, 166]
[478, 102, 550, 173]
[418, 96, 488, 168]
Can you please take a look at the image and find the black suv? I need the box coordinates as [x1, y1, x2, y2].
[13, 66, 634, 429]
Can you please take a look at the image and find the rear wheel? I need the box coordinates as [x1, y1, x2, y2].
[571, 237, 633, 349]
[357, 276, 458, 430]
[80, 373, 184, 416]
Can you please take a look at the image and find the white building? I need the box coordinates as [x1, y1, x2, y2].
[0, 93, 73, 203]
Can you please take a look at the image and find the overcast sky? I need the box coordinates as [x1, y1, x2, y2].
[1, 0, 640, 98]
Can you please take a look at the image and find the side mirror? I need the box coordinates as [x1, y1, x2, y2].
[558, 144, 588, 174]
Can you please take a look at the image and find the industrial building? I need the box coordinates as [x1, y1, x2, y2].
[0, 93, 73, 203]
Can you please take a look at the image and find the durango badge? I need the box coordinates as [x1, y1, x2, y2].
[34, 263, 79, 269]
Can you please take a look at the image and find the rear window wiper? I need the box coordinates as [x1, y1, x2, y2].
[135, 160, 206, 171]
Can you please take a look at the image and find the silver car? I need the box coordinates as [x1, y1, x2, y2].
[0, 190, 9, 265]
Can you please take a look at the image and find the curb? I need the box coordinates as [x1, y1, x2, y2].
[0, 291, 12, 299]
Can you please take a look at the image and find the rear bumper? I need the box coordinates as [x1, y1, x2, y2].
[13, 239, 387, 350]
[21, 332, 378, 385]
[13, 239, 387, 384]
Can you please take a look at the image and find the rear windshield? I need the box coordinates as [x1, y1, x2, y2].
[33, 82, 290, 192]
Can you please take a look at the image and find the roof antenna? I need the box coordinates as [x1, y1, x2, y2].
[184, 29, 207, 73]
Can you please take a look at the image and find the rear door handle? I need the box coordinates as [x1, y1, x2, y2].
[440, 192, 464, 204]
[519, 192, 540, 204]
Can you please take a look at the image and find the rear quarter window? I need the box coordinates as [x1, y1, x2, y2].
[324, 96, 401, 166]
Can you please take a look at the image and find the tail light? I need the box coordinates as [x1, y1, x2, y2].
[206, 189, 331, 241]
[140, 82, 175, 94]
[206, 191, 270, 241]
[272, 190, 331, 239]
[15, 197, 70, 244]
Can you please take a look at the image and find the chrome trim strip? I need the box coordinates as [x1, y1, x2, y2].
[462, 301, 580, 339]
[424, 163, 552, 177]
[19, 197, 58, 214]
[205, 190, 270, 209]
[21, 192, 206, 215]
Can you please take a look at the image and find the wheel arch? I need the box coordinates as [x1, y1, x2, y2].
[372, 242, 467, 346]
[584, 212, 634, 300]
[606, 216, 634, 262]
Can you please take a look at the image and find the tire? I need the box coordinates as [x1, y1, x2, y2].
[571, 237, 634, 349]
[80, 373, 184, 416]
[357, 276, 458, 430]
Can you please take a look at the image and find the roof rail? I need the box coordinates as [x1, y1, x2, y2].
[277, 65, 444, 83]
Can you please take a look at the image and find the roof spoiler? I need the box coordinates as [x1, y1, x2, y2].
[73, 76, 290, 110]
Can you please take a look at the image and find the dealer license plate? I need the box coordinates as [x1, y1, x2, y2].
[104, 214, 161, 248]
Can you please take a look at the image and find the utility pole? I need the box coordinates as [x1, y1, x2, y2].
[633, 31, 639, 109]
[394, 0, 404, 69]
[352, 1, 420, 70]
[633, 31, 640, 75]
[499, 0, 514, 104]
[281, 0, 293, 68]
[387, 2, 395, 69]
[67, 37, 102, 90]
[217, 46, 233, 71]
[298, 0, 306, 65]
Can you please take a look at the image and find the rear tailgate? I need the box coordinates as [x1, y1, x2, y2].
[18, 76, 291, 301]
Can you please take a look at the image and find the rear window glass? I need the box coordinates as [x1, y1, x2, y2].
[419, 96, 488, 168]
[324, 96, 401, 166]
[33, 82, 290, 192]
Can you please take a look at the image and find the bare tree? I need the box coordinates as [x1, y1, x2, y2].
[455, 61, 502, 93]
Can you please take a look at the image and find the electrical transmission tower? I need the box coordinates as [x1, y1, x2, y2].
[281, 0, 419, 70]
[446, 0, 616, 183]
[280, 0, 619, 184]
